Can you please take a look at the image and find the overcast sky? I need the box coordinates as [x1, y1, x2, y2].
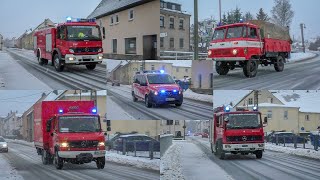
[0, 91, 49, 117]
[170, 0, 320, 40]
[0, 0, 101, 39]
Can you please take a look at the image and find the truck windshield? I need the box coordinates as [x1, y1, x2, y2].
[67, 26, 101, 41]
[226, 113, 261, 129]
[212, 28, 226, 40]
[147, 74, 175, 84]
[226, 26, 246, 39]
[58, 116, 100, 133]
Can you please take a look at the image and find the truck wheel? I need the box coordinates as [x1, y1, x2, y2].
[54, 151, 63, 170]
[86, 64, 96, 70]
[216, 61, 229, 75]
[256, 150, 263, 159]
[175, 103, 182, 107]
[38, 55, 45, 66]
[54, 54, 64, 72]
[42, 150, 48, 165]
[243, 60, 258, 78]
[274, 56, 284, 72]
[132, 92, 138, 102]
[210, 143, 214, 153]
[145, 95, 152, 108]
[96, 157, 105, 169]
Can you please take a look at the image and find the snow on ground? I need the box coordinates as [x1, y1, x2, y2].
[105, 150, 159, 171]
[0, 154, 23, 180]
[183, 89, 212, 103]
[160, 141, 185, 180]
[287, 52, 317, 63]
[265, 143, 320, 160]
[5, 139, 34, 147]
[107, 95, 136, 120]
[0, 50, 51, 90]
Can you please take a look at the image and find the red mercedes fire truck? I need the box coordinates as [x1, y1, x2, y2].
[34, 100, 109, 170]
[208, 20, 292, 77]
[209, 106, 267, 159]
[34, 17, 104, 72]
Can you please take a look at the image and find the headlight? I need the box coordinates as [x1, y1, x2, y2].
[98, 48, 103, 53]
[98, 56, 103, 60]
[69, 49, 74, 53]
[208, 50, 212, 56]
[2, 144, 7, 147]
[232, 49, 238, 55]
[179, 90, 182, 94]
[68, 57, 75, 61]
[154, 91, 158, 96]
[98, 142, 105, 146]
[60, 142, 69, 147]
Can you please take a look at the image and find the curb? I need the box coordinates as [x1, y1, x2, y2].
[288, 52, 319, 64]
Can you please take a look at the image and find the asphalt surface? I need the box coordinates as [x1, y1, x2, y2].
[190, 136, 320, 180]
[107, 84, 213, 120]
[213, 52, 320, 90]
[1, 142, 159, 180]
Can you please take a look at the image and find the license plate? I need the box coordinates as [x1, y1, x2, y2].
[94, 151, 101, 155]
[82, 56, 92, 59]
[242, 145, 248, 147]
[166, 98, 175, 101]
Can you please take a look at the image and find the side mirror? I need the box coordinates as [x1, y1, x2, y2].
[140, 82, 147, 86]
[46, 122, 51, 132]
[50, 133, 54, 136]
[104, 132, 108, 136]
[264, 117, 268, 124]
[107, 127, 111, 132]
[224, 117, 229, 122]
[106, 120, 111, 127]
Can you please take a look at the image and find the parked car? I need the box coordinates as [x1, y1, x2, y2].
[112, 80, 120, 86]
[310, 131, 320, 147]
[202, 133, 209, 138]
[270, 132, 306, 143]
[0, 136, 8, 152]
[113, 134, 160, 152]
[194, 132, 202, 136]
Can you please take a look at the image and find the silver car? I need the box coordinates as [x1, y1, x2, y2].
[0, 136, 8, 152]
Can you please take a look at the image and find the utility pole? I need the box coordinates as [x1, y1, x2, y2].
[219, 0, 222, 23]
[300, 23, 306, 53]
[254, 90, 259, 109]
[183, 120, 186, 140]
[194, 0, 199, 60]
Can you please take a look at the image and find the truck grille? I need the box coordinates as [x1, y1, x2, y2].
[69, 140, 99, 148]
[73, 47, 100, 53]
[227, 136, 262, 142]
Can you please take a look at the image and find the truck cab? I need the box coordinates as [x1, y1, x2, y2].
[132, 70, 183, 108]
[210, 106, 267, 159]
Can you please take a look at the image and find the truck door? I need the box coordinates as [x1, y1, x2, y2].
[140, 75, 148, 98]
[134, 75, 142, 98]
[56, 25, 67, 53]
[48, 117, 57, 155]
[247, 27, 262, 55]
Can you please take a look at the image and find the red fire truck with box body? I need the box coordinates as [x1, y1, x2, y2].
[208, 20, 292, 78]
[34, 17, 104, 72]
[34, 100, 107, 169]
[209, 106, 267, 159]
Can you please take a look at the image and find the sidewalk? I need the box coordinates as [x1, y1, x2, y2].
[0, 154, 23, 179]
[0, 50, 51, 90]
[265, 143, 320, 160]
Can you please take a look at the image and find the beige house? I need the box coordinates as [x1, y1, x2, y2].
[88, 0, 160, 60]
[160, 0, 191, 52]
[112, 60, 192, 84]
[160, 120, 184, 137]
[191, 60, 213, 94]
[229, 90, 320, 134]
[0, 111, 23, 137]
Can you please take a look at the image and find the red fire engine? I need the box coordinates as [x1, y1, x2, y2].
[34, 17, 104, 72]
[209, 106, 267, 159]
[34, 100, 110, 169]
[208, 20, 292, 78]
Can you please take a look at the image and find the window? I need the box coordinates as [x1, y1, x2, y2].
[175, 120, 179, 125]
[179, 38, 184, 49]
[160, 16, 165, 27]
[169, 17, 174, 29]
[112, 39, 117, 53]
[305, 115, 310, 121]
[160, 37, 164, 48]
[268, 97, 273, 103]
[267, 110, 272, 119]
[110, 16, 114, 25]
[128, 9, 134, 20]
[167, 120, 173, 125]
[125, 38, 136, 54]
[249, 27, 258, 38]
[248, 98, 253, 105]
[284, 110, 288, 120]
[170, 38, 174, 48]
[172, 4, 176, 10]
[179, 19, 184, 30]
[176, 68, 179, 72]
[139, 65, 143, 70]
[151, 65, 155, 70]
[115, 14, 119, 24]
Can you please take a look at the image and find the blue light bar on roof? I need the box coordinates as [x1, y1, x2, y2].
[92, 108, 97, 114]
[59, 109, 63, 114]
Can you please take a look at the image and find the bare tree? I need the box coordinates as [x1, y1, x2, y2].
[271, 0, 294, 27]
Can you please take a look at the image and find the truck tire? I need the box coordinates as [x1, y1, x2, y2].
[132, 92, 138, 102]
[54, 151, 63, 170]
[54, 54, 64, 72]
[255, 150, 263, 159]
[243, 60, 258, 78]
[38, 55, 45, 66]
[210, 143, 214, 153]
[274, 56, 284, 72]
[216, 61, 229, 75]
[86, 64, 96, 70]
[42, 150, 48, 165]
[96, 157, 105, 169]
[175, 103, 182, 107]
[145, 95, 152, 108]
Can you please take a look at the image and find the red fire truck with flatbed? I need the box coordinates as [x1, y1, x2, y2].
[209, 106, 267, 159]
[34, 17, 104, 72]
[34, 100, 107, 170]
[208, 20, 292, 78]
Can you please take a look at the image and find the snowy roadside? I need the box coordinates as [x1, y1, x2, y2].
[287, 52, 317, 63]
[265, 143, 320, 160]
[107, 95, 136, 120]
[160, 141, 184, 180]
[5, 139, 34, 147]
[105, 151, 160, 171]
[183, 89, 212, 103]
[0, 154, 23, 180]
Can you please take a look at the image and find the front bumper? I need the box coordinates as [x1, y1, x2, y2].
[149, 93, 183, 105]
[64, 53, 103, 64]
[58, 150, 105, 158]
[223, 143, 264, 151]
[207, 57, 247, 61]
[0, 147, 8, 152]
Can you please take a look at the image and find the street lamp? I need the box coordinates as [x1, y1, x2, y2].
[183, 120, 186, 140]
[300, 23, 306, 53]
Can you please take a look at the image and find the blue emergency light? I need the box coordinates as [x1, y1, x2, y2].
[59, 109, 64, 114]
[160, 70, 165, 74]
[160, 90, 166, 94]
[92, 108, 97, 114]
[66, 16, 72, 22]
[239, 19, 244, 23]
[173, 90, 177, 93]
[253, 106, 258, 111]
[225, 106, 231, 112]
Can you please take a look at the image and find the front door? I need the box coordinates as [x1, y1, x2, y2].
[143, 35, 157, 60]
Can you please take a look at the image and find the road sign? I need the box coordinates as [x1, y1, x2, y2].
[160, 32, 167, 37]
